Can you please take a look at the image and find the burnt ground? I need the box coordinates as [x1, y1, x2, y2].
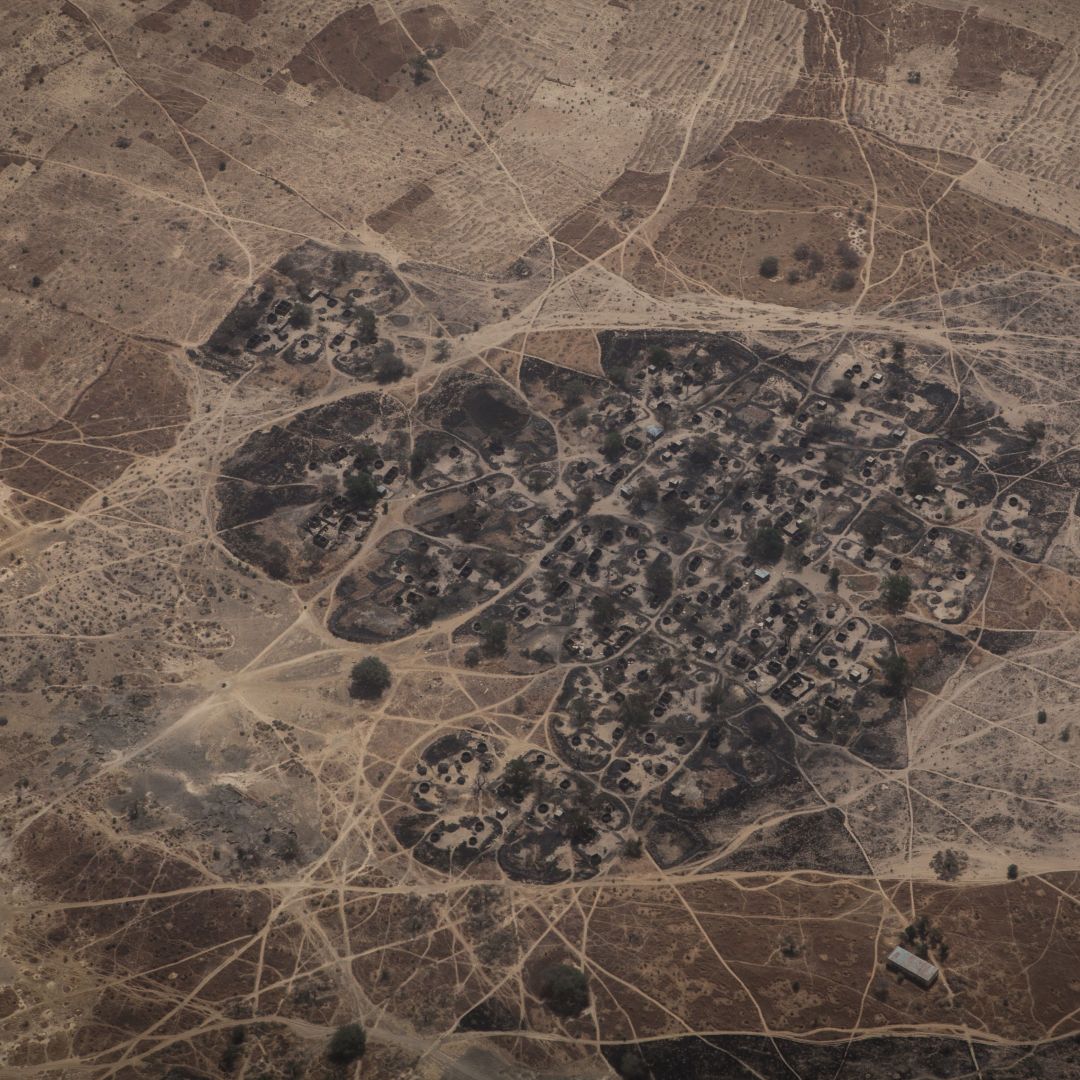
[6, 1, 1080, 1075]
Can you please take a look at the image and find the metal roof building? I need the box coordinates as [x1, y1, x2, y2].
[886, 945, 939, 989]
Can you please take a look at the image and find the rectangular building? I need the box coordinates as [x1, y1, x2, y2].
[886, 945, 939, 989]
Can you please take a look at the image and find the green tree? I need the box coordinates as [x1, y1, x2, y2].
[326, 1022, 367, 1065]
[502, 756, 534, 799]
[591, 594, 619, 631]
[560, 806, 596, 844]
[759, 255, 779, 279]
[602, 430, 624, 462]
[831, 378, 855, 402]
[704, 680, 728, 714]
[409, 595, 440, 627]
[374, 351, 406, 383]
[479, 618, 508, 657]
[618, 692, 653, 730]
[539, 964, 590, 1017]
[828, 566, 841, 592]
[856, 512, 885, 547]
[880, 653, 909, 697]
[345, 470, 380, 510]
[644, 555, 673, 601]
[574, 485, 595, 515]
[905, 459, 938, 495]
[1007, 863, 1019, 880]
[349, 657, 392, 700]
[747, 525, 785, 564]
[683, 433, 721, 476]
[289, 302, 313, 329]
[356, 305, 377, 344]
[880, 573, 913, 614]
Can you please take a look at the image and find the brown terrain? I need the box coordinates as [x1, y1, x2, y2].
[3, 2, 1080, 1079]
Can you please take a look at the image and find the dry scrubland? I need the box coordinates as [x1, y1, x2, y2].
[3, 1, 1080, 1077]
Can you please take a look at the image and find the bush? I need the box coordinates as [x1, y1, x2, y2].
[930, 848, 968, 882]
[832, 270, 857, 291]
[747, 525, 785, 564]
[539, 964, 589, 1017]
[374, 351, 406, 383]
[836, 240, 862, 269]
[759, 255, 780, 279]
[880, 573, 913, 614]
[349, 657, 392, 700]
[326, 1022, 367, 1065]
